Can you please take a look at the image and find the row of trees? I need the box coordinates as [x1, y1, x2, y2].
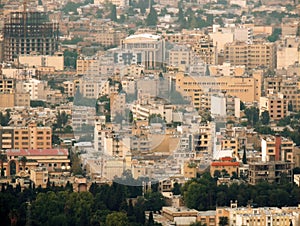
[181, 173, 300, 211]
[0, 178, 163, 226]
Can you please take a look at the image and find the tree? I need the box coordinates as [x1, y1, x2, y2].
[242, 147, 247, 164]
[172, 182, 181, 195]
[219, 216, 228, 226]
[105, 212, 129, 226]
[110, 4, 117, 21]
[148, 211, 154, 226]
[0, 153, 7, 177]
[20, 156, 27, 171]
[261, 111, 270, 125]
[244, 107, 259, 127]
[146, 7, 158, 26]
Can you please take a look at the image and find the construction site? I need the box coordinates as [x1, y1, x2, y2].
[3, 3, 59, 62]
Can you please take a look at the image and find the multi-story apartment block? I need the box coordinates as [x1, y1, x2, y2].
[63, 81, 76, 97]
[259, 93, 287, 121]
[164, 31, 208, 45]
[16, 79, 48, 100]
[0, 77, 30, 108]
[221, 138, 239, 156]
[224, 41, 276, 70]
[218, 203, 300, 226]
[76, 56, 99, 75]
[85, 30, 126, 47]
[248, 161, 293, 185]
[261, 135, 294, 162]
[211, 93, 240, 118]
[110, 92, 126, 121]
[0, 123, 52, 150]
[168, 45, 192, 72]
[121, 34, 165, 69]
[3, 11, 59, 62]
[264, 75, 300, 111]
[192, 37, 217, 65]
[78, 77, 109, 98]
[72, 106, 96, 130]
[131, 100, 174, 123]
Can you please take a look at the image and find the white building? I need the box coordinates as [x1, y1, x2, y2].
[122, 34, 165, 69]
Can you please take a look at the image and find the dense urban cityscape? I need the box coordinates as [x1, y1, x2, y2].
[0, 0, 300, 225]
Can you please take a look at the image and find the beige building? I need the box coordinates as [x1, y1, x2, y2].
[110, 92, 126, 121]
[175, 71, 262, 107]
[259, 93, 287, 121]
[63, 81, 76, 97]
[192, 37, 217, 65]
[30, 167, 49, 188]
[168, 45, 192, 72]
[209, 31, 234, 53]
[248, 161, 293, 185]
[224, 41, 276, 70]
[264, 75, 300, 112]
[4, 148, 70, 177]
[85, 30, 125, 47]
[0, 123, 52, 150]
[18, 52, 64, 71]
[277, 36, 300, 69]
[76, 56, 99, 75]
[218, 203, 300, 226]
[261, 135, 294, 163]
[183, 161, 197, 179]
[16, 79, 48, 100]
[209, 62, 245, 77]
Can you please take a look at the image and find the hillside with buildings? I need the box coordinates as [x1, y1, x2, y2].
[0, 0, 300, 225]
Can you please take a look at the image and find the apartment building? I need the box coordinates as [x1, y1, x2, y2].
[168, 45, 192, 72]
[248, 161, 294, 185]
[192, 37, 217, 65]
[110, 92, 126, 121]
[224, 41, 276, 70]
[264, 75, 300, 112]
[0, 123, 52, 150]
[164, 31, 208, 45]
[76, 56, 99, 75]
[78, 77, 109, 98]
[218, 204, 300, 226]
[85, 30, 125, 47]
[259, 93, 287, 121]
[211, 93, 240, 118]
[16, 79, 48, 100]
[261, 135, 294, 162]
[63, 81, 76, 97]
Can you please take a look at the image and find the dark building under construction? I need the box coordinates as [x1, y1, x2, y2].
[3, 11, 59, 62]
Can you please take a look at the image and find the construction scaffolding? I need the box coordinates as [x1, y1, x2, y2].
[3, 11, 59, 62]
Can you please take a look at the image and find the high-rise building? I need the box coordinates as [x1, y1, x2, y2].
[3, 11, 59, 62]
